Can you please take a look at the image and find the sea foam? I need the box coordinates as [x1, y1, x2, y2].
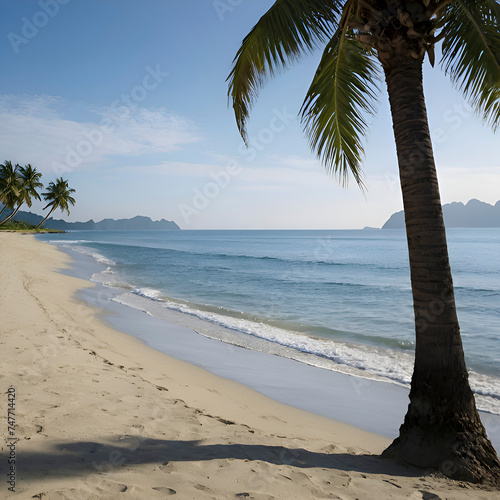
[111, 289, 500, 415]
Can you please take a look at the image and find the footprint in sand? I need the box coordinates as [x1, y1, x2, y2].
[95, 480, 128, 494]
[194, 484, 210, 491]
[413, 492, 442, 500]
[152, 486, 177, 495]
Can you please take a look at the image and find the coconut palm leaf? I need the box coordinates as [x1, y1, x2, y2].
[19, 164, 43, 207]
[438, 0, 500, 130]
[42, 177, 75, 215]
[0, 161, 21, 199]
[0, 161, 21, 213]
[36, 178, 76, 230]
[300, 26, 379, 187]
[227, 0, 342, 143]
[0, 164, 44, 225]
[42, 178, 76, 215]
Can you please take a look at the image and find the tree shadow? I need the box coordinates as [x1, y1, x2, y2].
[19, 436, 422, 481]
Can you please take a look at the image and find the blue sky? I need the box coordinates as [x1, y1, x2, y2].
[1, 0, 498, 229]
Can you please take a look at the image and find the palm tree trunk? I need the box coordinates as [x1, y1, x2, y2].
[35, 207, 56, 230]
[381, 56, 500, 483]
[0, 204, 22, 225]
[0, 204, 8, 217]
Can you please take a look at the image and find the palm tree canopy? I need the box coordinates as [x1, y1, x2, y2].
[228, 0, 500, 185]
[42, 177, 76, 216]
[18, 164, 43, 208]
[0, 160, 22, 208]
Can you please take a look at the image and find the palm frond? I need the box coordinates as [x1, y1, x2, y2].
[438, 0, 500, 130]
[42, 178, 76, 214]
[0, 161, 21, 202]
[227, 0, 342, 143]
[19, 164, 43, 204]
[300, 27, 380, 187]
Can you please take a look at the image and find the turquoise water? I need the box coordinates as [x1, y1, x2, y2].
[37, 228, 500, 414]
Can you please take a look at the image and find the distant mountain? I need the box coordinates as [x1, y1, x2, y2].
[0, 206, 180, 231]
[382, 199, 500, 229]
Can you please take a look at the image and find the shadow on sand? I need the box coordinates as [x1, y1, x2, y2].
[19, 436, 422, 481]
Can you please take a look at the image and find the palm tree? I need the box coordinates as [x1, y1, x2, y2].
[0, 164, 43, 225]
[228, 0, 500, 484]
[35, 178, 76, 230]
[0, 161, 21, 218]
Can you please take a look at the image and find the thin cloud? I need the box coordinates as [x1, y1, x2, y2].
[112, 161, 225, 177]
[0, 94, 201, 173]
[267, 154, 323, 171]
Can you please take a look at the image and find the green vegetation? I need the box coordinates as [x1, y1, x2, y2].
[0, 160, 20, 219]
[0, 161, 76, 229]
[35, 178, 76, 230]
[229, 0, 500, 485]
[0, 219, 36, 231]
[0, 219, 63, 233]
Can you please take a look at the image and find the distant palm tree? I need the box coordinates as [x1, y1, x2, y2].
[0, 160, 21, 218]
[0, 164, 43, 225]
[35, 178, 76, 230]
[228, 0, 500, 484]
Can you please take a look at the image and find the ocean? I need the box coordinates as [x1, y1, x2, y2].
[37, 228, 500, 416]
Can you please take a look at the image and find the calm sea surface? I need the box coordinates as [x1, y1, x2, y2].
[37, 229, 500, 415]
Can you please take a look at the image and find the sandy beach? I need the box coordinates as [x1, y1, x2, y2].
[1, 232, 498, 499]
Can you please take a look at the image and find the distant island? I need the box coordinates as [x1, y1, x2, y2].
[383, 199, 500, 229]
[0, 206, 180, 231]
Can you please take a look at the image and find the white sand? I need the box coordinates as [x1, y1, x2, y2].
[1, 232, 498, 499]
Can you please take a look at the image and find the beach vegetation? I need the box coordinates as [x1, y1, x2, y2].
[0, 219, 34, 230]
[0, 220, 63, 232]
[35, 177, 76, 230]
[0, 163, 43, 226]
[228, 0, 500, 485]
[0, 162, 76, 230]
[0, 160, 22, 219]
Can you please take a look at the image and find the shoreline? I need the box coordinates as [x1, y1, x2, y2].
[1, 232, 498, 498]
[59, 237, 500, 449]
